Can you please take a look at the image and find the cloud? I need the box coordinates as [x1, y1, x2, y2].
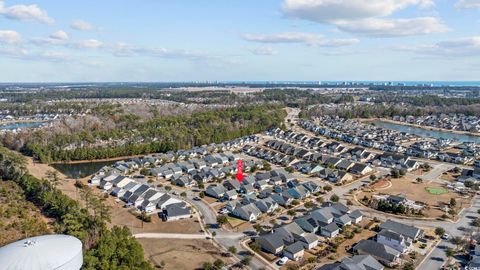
[0, 0, 54, 24]
[50, 30, 69, 40]
[0, 30, 22, 44]
[242, 32, 359, 47]
[112, 42, 211, 59]
[282, 0, 434, 23]
[31, 30, 70, 46]
[70, 19, 95, 31]
[248, 47, 279, 55]
[395, 36, 480, 56]
[455, 0, 480, 9]
[336, 17, 449, 37]
[281, 0, 445, 37]
[70, 39, 104, 49]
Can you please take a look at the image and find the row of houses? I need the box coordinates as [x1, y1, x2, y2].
[254, 199, 424, 268]
[255, 202, 363, 261]
[205, 169, 322, 221]
[92, 174, 191, 221]
[93, 135, 260, 176]
[301, 118, 479, 165]
[392, 114, 480, 133]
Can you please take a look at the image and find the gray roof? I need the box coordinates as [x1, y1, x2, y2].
[317, 255, 384, 270]
[322, 222, 340, 233]
[379, 220, 423, 240]
[284, 241, 304, 254]
[165, 204, 190, 217]
[378, 229, 405, 242]
[354, 240, 400, 263]
[349, 209, 363, 219]
[258, 232, 284, 249]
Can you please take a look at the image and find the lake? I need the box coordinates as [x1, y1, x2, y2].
[0, 121, 46, 130]
[372, 121, 480, 144]
[52, 161, 116, 179]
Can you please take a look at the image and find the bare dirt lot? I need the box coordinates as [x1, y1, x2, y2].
[137, 238, 226, 270]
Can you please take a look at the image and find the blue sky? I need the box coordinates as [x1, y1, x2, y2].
[0, 0, 479, 82]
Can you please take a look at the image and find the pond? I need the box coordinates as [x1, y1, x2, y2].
[52, 161, 117, 179]
[372, 121, 480, 144]
[0, 121, 46, 130]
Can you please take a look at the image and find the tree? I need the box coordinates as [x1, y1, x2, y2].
[250, 242, 261, 252]
[138, 211, 151, 223]
[45, 170, 60, 188]
[369, 175, 377, 181]
[445, 247, 455, 258]
[211, 231, 217, 238]
[180, 192, 187, 198]
[323, 185, 332, 192]
[416, 177, 423, 183]
[217, 215, 228, 226]
[473, 217, 480, 227]
[228, 246, 237, 254]
[213, 259, 224, 269]
[240, 256, 251, 266]
[198, 182, 205, 189]
[287, 210, 296, 217]
[330, 194, 340, 202]
[164, 186, 172, 192]
[253, 224, 262, 233]
[403, 262, 414, 270]
[450, 198, 457, 207]
[199, 191, 205, 198]
[435, 227, 445, 236]
[391, 169, 401, 178]
[262, 160, 272, 171]
[202, 261, 214, 270]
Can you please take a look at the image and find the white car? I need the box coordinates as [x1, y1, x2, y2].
[442, 234, 450, 240]
[277, 257, 289, 266]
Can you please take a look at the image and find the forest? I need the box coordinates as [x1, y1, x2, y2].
[302, 103, 480, 120]
[5, 105, 286, 162]
[0, 147, 153, 270]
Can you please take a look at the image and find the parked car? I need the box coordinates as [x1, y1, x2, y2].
[442, 234, 450, 240]
[277, 257, 289, 266]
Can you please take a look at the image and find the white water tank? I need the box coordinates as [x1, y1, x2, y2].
[0, 234, 83, 270]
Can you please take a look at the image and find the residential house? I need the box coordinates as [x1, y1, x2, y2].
[162, 203, 191, 221]
[283, 242, 305, 261]
[317, 255, 384, 270]
[232, 203, 262, 221]
[377, 229, 412, 253]
[205, 185, 227, 199]
[379, 220, 423, 241]
[156, 194, 183, 210]
[354, 240, 401, 267]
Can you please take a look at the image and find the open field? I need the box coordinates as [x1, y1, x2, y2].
[137, 238, 226, 270]
[359, 176, 472, 219]
[426, 187, 449, 195]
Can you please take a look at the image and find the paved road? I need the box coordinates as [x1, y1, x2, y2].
[134, 233, 207, 239]
[134, 232, 245, 239]
[418, 195, 480, 270]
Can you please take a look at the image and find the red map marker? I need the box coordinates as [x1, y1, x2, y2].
[236, 159, 244, 183]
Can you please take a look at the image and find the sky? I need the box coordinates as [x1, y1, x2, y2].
[0, 0, 480, 82]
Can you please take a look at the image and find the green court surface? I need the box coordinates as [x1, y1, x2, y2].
[425, 187, 449, 195]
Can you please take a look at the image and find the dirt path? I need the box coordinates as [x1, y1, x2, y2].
[25, 156, 70, 180]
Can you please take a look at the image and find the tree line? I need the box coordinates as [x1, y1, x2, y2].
[15, 105, 286, 162]
[0, 147, 153, 270]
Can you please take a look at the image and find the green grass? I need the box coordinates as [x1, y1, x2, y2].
[425, 187, 449, 195]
